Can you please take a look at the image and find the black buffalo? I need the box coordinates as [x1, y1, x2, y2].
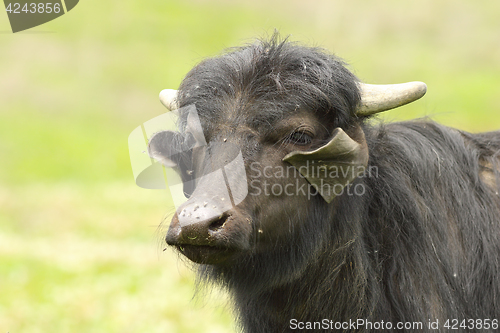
[149, 36, 500, 332]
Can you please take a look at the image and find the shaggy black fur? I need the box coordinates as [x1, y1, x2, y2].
[171, 35, 500, 332]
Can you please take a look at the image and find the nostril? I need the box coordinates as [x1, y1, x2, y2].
[209, 213, 229, 232]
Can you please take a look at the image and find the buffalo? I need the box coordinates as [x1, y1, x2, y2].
[148, 36, 500, 332]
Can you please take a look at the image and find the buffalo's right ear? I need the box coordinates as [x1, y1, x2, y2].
[148, 130, 195, 196]
[148, 131, 186, 167]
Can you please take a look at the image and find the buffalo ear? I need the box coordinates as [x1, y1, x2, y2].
[282, 128, 369, 203]
[148, 130, 187, 167]
[148, 130, 195, 197]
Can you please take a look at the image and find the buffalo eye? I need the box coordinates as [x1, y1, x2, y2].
[287, 131, 313, 145]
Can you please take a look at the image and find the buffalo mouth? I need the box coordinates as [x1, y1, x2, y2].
[175, 244, 239, 265]
[166, 209, 252, 265]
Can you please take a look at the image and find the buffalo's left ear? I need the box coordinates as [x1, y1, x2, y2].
[283, 128, 369, 203]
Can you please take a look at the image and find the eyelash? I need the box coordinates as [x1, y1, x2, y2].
[287, 131, 313, 145]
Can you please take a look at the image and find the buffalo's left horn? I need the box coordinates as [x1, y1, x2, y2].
[356, 82, 427, 116]
[159, 89, 179, 111]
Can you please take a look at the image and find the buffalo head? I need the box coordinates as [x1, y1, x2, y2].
[148, 39, 426, 266]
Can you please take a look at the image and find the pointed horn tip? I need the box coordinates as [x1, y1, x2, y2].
[420, 81, 427, 95]
[407, 81, 427, 96]
[399, 81, 427, 100]
[159, 89, 178, 110]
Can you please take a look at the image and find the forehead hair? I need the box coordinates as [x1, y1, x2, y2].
[177, 35, 361, 133]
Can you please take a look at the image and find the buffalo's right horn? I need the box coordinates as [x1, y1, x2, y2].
[159, 89, 179, 111]
[356, 82, 427, 116]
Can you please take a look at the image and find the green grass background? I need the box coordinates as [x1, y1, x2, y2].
[1, 0, 499, 332]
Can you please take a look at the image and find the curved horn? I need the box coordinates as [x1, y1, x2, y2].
[356, 81, 427, 116]
[159, 89, 179, 111]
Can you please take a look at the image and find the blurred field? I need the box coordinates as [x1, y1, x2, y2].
[0, 0, 499, 332]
